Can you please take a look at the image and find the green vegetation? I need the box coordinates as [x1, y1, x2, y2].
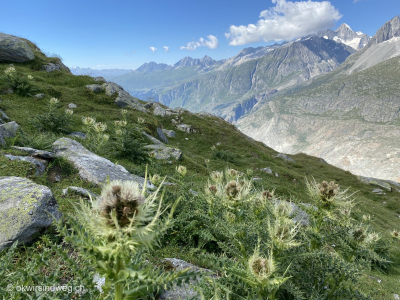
[0, 44, 399, 299]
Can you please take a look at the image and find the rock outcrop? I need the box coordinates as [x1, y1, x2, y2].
[0, 33, 35, 63]
[52, 137, 147, 186]
[0, 121, 19, 145]
[101, 82, 146, 112]
[0, 177, 61, 251]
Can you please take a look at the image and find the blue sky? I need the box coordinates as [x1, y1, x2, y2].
[1, 0, 399, 69]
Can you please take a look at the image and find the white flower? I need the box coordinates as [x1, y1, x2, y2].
[4, 66, 16, 75]
[49, 97, 59, 105]
[82, 116, 96, 126]
[93, 273, 105, 293]
[27, 75, 34, 80]
[65, 109, 73, 115]
[94, 122, 107, 133]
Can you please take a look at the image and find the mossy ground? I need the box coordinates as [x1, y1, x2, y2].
[0, 46, 399, 299]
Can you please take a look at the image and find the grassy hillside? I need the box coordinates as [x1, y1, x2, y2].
[0, 43, 399, 299]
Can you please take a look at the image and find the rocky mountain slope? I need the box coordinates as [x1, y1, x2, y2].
[238, 16, 400, 183]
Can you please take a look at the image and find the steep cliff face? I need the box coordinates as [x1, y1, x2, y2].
[237, 17, 400, 182]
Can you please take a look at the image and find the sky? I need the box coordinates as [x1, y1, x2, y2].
[1, 0, 400, 70]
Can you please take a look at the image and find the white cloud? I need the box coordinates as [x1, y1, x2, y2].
[225, 0, 342, 46]
[180, 35, 219, 51]
[149, 46, 157, 53]
[163, 46, 170, 53]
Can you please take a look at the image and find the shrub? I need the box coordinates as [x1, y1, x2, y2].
[30, 98, 74, 134]
[1, 66, 37, 96]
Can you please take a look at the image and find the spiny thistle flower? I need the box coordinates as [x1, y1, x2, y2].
[121, 109, 128, 115]
[138, 117, 145, 124]
[65, 109, 74, 115]
[248, 248, 276, 283]
[318, 181, 340, 200]
[261, 190, 274, 201]
[273, 201, 292, 218]
[4, 66, 16, 75]
[94, 122, 107, 133]
[27, 74, 34, 80]
[114, 120, 127, 127]
[268, 218, 300, 249]
[391, 230, 400, 240]
[210, 171, 223, 183]
[176, 165, 187, 177]
[363, 232, 380, 245]
[148, 151, 156, 158]
[49, 97, 59, 105]
[225, 180, 242, 199]
[225, 168, 239, 179]
[350, 227, 367, 243]
[208, 185, 218, 195]
[115, 129, 123, 136]
[82, 116, 96, 126]
[305, 177, 354, 210]
[210, 145, 216, 151]
[96, 180, 146, 227]
[150, 174, 162, 185]
[224, 211, 236, 223]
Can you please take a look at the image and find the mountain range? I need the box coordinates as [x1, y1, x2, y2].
[71, 18, 400, 182]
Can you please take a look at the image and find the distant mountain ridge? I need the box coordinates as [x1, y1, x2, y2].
[237, 16, 400, 182]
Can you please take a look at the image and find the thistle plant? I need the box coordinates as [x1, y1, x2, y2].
[30, 98, 74, 134]
[1, 66, 37, 96]
[81, 116, 110, 153]
[56, 176, 194, 300]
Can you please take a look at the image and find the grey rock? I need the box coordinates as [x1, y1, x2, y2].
[144, 102, 154, 109]
[162, 129, 176, 138]
[0, 121, 20, 145]
[165, 110, 178, 116]
[0, 33, 35, 63]
[86, 84, 104, 93]
[12, 146, 56, 159]
[52, 137, 146, 186]
[275, 172, 279, 177]
[260, 167, 273, 175]
[319, 158, 328, 164]
[68, 103, 77, 109]
[145, 144, 182, 160]
[189, 189, 198, 196]
[62, 186, 98, 199]
[41, 62, 70, 73]
[4, 155, 47, 175]
[171, 119, 178, 125]
[102, 82, 146, 112]
[68, 132, 86, 139]
[172, 107, 189, 115]
[372, 188, 385, 194]
[252, 177, 262, 181]
[143, 132, 164, 146]
[357, 176, 392, 192]
[276, 153, 296, 163]
[153, 105, 167, 117]
[157, 128, 168, 144]
[394, 294, 400, 300]
[93, 77, 106, 82]
[176, 124, 192, 133]
[0, 177, 62, 251]
[34, 93, 45, 99]
[159, 258, 214, 300]
[0, 109, 10, 124]
[197, 111, 213, 117]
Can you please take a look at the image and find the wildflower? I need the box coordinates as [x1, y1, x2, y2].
[318, 181, 340, 200]
[210, 145, 216, 151]
[4, 66, 16, 75]
[268, 218, 300, 249]
[114, 120, 127, 127]
[148, 151, 155, 158]
[96, 180, 146, 227]
[27, 75, 34, 80]
[115, 129, 123, 136]
[102, 134, 110, 143]
[261, 190, 274, 200]
[49, 97, 59, 105]
[121, 109, 128, 115]
[226, 168, 239, 179]
[210, 171, 223, 182]
[176, 165, 187, 177]
[208, 185, 218, 195]
[65, 109, 74, 115]
[273, 201, 292, 218]
[350, 227, 367, 243]
[391, 230, 400, 240]
[93, 273, 105, 293]
[204, 159, 210, 164]
[150, 174, 161, 185]
[138, 117, 145, 124]
[248, 248, 275, 283]
[94, 122, 107, 133]
[362, 214, 371, 222]
[82, 116, 96, 126]
[225, 180, 241, 199]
